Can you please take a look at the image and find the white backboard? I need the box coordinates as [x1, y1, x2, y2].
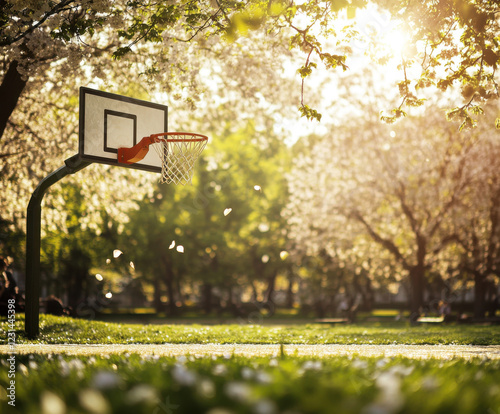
[79, 87, 168, 172]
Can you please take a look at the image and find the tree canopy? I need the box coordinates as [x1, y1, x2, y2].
[1, 0, 498, 133]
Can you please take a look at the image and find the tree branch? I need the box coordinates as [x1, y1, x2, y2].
[0, 0, 76, 47]
[350, 210, 410, 270]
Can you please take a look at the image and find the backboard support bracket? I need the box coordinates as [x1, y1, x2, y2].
[25, 154, 92, 338]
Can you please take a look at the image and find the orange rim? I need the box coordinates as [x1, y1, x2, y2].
[151, 132, 208, 142]
[118, 132, 208, 165]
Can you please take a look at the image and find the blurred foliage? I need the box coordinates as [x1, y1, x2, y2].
[40, 183, 119, 308]
[117, 121, 292, 314]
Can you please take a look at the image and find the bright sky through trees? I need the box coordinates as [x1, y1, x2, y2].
[272, 4, 426, 144]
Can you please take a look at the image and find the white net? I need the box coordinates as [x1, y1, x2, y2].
[152, 134, 208, 185]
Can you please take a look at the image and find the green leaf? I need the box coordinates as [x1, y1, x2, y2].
[458, 115, 476, 131]
[297, 62, 317, 78]
[469, 105, 484, 116]
[112, 46, 132, 59]
[299, 105, 322, 122]
[320, 53, 347, 71]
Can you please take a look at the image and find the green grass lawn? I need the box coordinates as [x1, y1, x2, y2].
[2, 315, 500, 413]
[2, 314, 500, 345]
[1, 353, 499, 414]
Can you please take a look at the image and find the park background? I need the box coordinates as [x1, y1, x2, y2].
[1, 2, 500, 414]
[1, 0, 500, 325]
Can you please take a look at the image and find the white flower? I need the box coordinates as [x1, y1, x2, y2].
[302, 360, 322, 371]
[92, 371, 121, 389]
[68, 359, 85, 371]
[224, 381, 252, 402]
[176, 355, 187, 364]
[125, 384, 158, 404]
[269, 359, 279, 367]
[351, 359, 369, 370]
[241, 367, 254, 380]
[385, 364, 414, 377]
[224, 208, 232, 216]
[41, 391, 66, 414]
[255, 371, 272, 384]
[366, 370, 404, 414]
[375, 358, 389, 369]
[78, 389, 111, 414]
[253, 399, 277, 414]
[197, 378, 216, 398]
[68, 359, 85, 378]
[212, 364, 228, 376]
[172, 364, 196, 386]
[59, 360, 70, 377]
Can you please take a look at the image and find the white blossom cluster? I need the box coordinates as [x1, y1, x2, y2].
[1, 1, 300, 235]
[285, 101, 500, 289]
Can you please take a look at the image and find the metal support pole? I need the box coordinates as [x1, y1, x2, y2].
[25, 155, 91, 338]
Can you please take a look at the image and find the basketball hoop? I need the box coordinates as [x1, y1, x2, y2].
[118, 132, 208, 185]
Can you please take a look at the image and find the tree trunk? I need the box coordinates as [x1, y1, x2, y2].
[153, 276, 163, 313]
[250, 281, 258, 302]
[201, 283, 213, 314]
[0, 61, 28, 139]
[160, 254, 178, 315]
[64, 248, 90, 311]
[408, 266, 425, 319]
[265, 270, 277, 303]
[175, 276, 184, 307]
[473, 272, 486, 319]
[285, 273, 294, 308]
[364, 276, 374, 311]
[164, 267, 177, 315]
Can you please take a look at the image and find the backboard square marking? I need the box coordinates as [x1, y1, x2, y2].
[104, 110, 137, 154]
